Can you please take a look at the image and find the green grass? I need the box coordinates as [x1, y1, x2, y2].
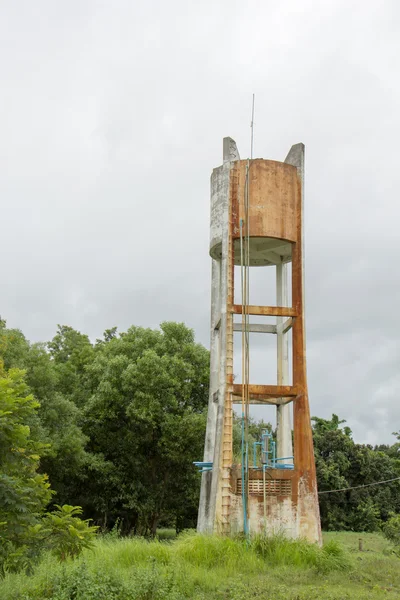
[156, 527, 177, 541]
[1, 531, 399, 599]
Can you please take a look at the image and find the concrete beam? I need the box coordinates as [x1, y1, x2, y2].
[213, 316, 221, 330]
[264, 251, 283, 265]
[232, 384, 298, 398]
[232, 304, 296, 317]
[276, 317, 293, 335]
[233, 323, 277, 334]
[232, 395, 297, 406]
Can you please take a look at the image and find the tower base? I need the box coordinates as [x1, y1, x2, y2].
[228, 468, 321, 543]
[199, 467, 321, 545]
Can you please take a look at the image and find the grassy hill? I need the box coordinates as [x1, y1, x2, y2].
[1, 531, 399, 599]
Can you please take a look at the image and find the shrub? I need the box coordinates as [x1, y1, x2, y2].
[21, 562, 135, 600]
[41, 505, 98, 561]
[6, 560, 185, 600]
[0, 370, 98, 576]
[382, 514, 400, 547]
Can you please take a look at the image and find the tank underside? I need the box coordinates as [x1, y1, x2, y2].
[210, 236, 292, 266]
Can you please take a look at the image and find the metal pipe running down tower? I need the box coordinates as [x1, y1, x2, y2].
[196, 138, 322, 543]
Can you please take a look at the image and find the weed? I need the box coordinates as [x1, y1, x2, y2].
[156, 528, 177, 541]
[250, 533, 351, 572]
[0, 531, 398, 600]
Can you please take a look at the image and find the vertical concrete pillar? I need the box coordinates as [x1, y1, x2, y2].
[285, 144, 322, 544]
[276, 259, 293, 464]
[197, 259, 221, 532]
[197, 138, 239, 534]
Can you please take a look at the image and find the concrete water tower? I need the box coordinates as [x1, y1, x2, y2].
[196, 138, 321, 543]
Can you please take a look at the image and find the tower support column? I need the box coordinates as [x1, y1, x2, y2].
[276, 259, 293, 464]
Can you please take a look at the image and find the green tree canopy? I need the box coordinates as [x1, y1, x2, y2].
[0, 368, 52, 573]
[80, 322, 209, 534]
[313, 414, 400, 531]
[0, 322, 91, 507]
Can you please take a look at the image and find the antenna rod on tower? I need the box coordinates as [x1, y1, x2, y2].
[250, 93, 255, 159]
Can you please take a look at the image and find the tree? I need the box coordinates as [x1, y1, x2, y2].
[0, 368, 52, 574]
[80, 322, 209, 534]
[383, 513, 400, 550]
[0, 368, 97, 575]
[313, 414, 400, 531]
[47, 325, 95, 406]
[0, 322, 30, 372]
[0, 322, 92, 509]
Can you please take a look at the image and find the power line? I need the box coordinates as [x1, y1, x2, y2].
[318, 476, 400, 495]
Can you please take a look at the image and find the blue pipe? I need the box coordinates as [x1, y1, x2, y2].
[253, 442, 262, 468]
[261, 431, 273, 467]
[258, 430, 295, 471]
[193, 461, 213, 473]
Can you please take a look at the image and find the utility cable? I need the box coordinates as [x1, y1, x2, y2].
[240, 95, 255, 536]
[239, 159, 252, 536]
[318, 476, 400, 495]
[239, 218, 248, 535]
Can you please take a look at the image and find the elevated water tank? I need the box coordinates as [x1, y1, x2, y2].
[210, 159, 299, 266]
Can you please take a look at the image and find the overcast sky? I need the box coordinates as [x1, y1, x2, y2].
[1, 1, 399, 444]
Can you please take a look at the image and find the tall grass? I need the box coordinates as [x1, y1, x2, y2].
[0, 532, 362, 600]
[156, 528, 177, 541]
[251, 534, 350, 572]
[172, 531, 351, 573]
[94, 535, 172, 567]
[174, 531, 261, 570]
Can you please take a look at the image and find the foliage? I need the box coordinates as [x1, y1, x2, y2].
[312, 414, 400, 531]
[80, 322, 209, 534]
[174, 530, 351, 573]
[4, 316, 400, 544]
[0, 367, 97, 576]
[2, 532, 399, 600]
[47, 325, 95, 407]
[0, 319, 209, 534]
[382, 513, 400, 547]
[251, 534, 350, 573]
[41, 505, 98, 561]
[0, 321, 92, 509]
[232, 415, 272, 464]
[0, 368, 52, 575]
[156, 528, 177, 541]
[32, 561, 137, 600]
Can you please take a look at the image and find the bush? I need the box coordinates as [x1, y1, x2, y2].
[16, 562, 135, 600]
[41, 505, 98, 561]
[5, 560, 185, 600]
[0, 369, 97, 576]
[382, 514, 400, 547]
